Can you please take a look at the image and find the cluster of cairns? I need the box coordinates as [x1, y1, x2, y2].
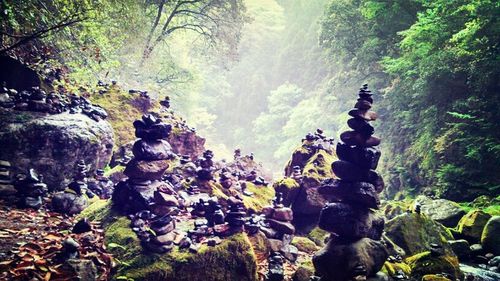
[302, 128, 335, 152]
[0, 84, 108, 121]
[313, 85, 388, 281]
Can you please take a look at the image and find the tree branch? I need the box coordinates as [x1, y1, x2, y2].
[0, 14, 85, 55]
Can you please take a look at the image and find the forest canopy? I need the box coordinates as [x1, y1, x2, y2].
[1, 0, 499, 200]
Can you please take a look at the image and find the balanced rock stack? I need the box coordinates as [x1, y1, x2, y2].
[262, 193, 295, 241]
[0, 160, 14, 194]
[52, 161, 92, 214]
[314, 85, 388, 281]
[113, 114, 176, 214]
[112, 114, 183, 252]
[14, 169, 48, 209]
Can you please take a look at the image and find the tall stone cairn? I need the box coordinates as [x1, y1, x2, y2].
[313, 85, 388, 281]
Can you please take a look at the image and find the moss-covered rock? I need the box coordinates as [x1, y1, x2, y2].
[83, 201, 258, 281]
[405, 251, 463, 281]
[284, 145, 317, 176]
[241, 181, 275, 213]
[0, 108, 114, 190]
[273, 178, 300, 207]
[455, 209, 491, 243]
[414, 195, 466, 227]
[292, 262, 314, 281]
[301, 150, 337, 189]
[291, 237, 319, 253]
[306, 227, 329, 247]
[381, 261, 411, 277]
[481, 216, 500, 255]
[421, 274, 452, 281]
[385, 213, 454, 257]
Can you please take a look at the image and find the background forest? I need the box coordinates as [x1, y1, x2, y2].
[2, 0, 499, 201]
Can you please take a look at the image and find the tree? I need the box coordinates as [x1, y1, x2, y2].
[0, 0, 88, 55]
[140, 0, 246, 65]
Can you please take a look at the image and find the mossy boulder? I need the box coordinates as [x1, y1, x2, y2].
[292, 261, 314, 281]
[82, 201, 258, 281]
[273, 178, 301, 207]
[455, 209, 491, 243]
[240, 181, 275, 213]
[405, 251, 463, 281]
[481, 216, 500, 255]
[0, 108, 114, 190]
[301, 150, 337, 188]
[291, 237, 319, 253]
[385, 213, 454, 257]
[381, 261, 411, 277]
[414, 195, 466, 227]
[284, 145, 317, 176]
[306, 227, 329, 247]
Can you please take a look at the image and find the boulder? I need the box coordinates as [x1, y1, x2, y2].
[318, 202, 384, 240]
[405, 251, 463, 281]
[385, 213, 454, 256]
[167, 125, 206, 160]
[481, 216, 500, 255]
[414, 196, 466, 227]
[123, 159, 170, 180]
[448, 240, 471, 261]
[81, 201, 258, 281]
[273, 178, 301, 207]
[313, 238, 388, 281]
[0, 108, 114, 190]
[456, 210, 491, 243]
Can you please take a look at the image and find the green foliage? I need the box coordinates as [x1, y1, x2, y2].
[320, 0, 500, 200]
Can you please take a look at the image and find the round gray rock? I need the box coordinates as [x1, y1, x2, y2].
[415, 195, 466, 227]
[0, 108, 114, 190]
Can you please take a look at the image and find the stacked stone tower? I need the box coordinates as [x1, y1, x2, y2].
[314, 85, 388, 281]
[113, 114, 176, 214]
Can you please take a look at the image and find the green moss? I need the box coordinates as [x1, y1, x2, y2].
[484, 205, 500, 216]
[118, 233, 257, 281]
[421, 274, 452, 281]
[104, 165, 125, 178]
[306, 227, 328, 247]
[273, 178, 300, 206]
[291, 237, 318, 253]
[405, 251, 462, 280]
[84, 202, 258, 280]
[77, 199, 113, 223]
[90, 87, 159, 148]
[455, 209, 491, 242]
[242, 181, 275, 212]
[302, 150, 337, 185]
[381, 261, 411, 276]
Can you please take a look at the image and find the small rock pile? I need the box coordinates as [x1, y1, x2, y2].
[0, 86, 108, 121]
[14, 169, 48, 209]
[262, 193, 298, 262]
[52, 160, 93, 214]
[0, 160, 14, 194]
[313, 85, 388, 281]
[87, 169, 114, 199]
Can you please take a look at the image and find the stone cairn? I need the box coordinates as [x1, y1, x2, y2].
[0, 85, 108, 121]
[314, 85, 388, 281]
[0, 160, 14, 194]
[87, 169, 114, 199]
[14, 169, 48, 209]
[113, 114, 182, 253]
[52, 160, 92, 214]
